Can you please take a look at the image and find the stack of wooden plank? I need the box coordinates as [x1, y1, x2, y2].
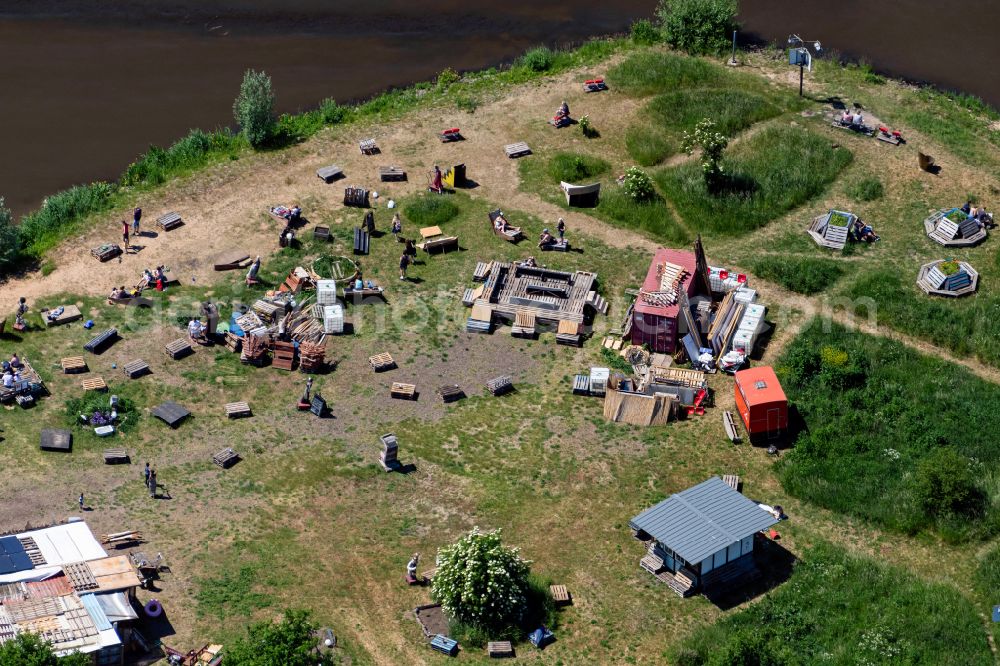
[487, 641, 514, 658]
[252, 299, 283, 323]
[165, 338, 193, 360]
[272, 341, 296, 370]
[438, 385, 464, 403]
[236, 311, 267, 337]
[369, 353, 396, 372]
[288, 316, 325, 344]
[84, 328, 119, 354]
[486, 375, 513, 396]
[61, 356, 87, 374]
[298, 341, 326, 373]
[224, 332, 242, 352]
[100, 529, 141, 544]
[122, 359, 150, 379]
[155, 211, 183, 231]
[225, 401, 252, 419]
[550, 584, 572, 605]
[241, 334, 269, 365]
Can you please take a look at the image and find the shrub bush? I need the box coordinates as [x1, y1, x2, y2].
[912, 448, 983, 517]
[19, 181, 118, 252]
[0, 632, 90, 665]
[846, 176, 884, 201]
[436, 67, 460, 89]
[432, 528, 531, 632]
[403, 196, 460, 227]
[225, 609, 332, 666]
[0, 199, 21, 275]
[233, 69, 276, 147]
[518, 47, 555, 73]
[318, 97, 348, 125]
[630, 19, 662, 45]
[749, 256, 844, 295]
[546, 153, 610, 183]
[622, 167, 655, 201]
[657, 0, 738, 55]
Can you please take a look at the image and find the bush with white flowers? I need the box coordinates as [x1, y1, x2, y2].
[432, 527, 531, 631]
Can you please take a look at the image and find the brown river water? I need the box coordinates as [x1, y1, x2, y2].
[1, 1, 997, 217]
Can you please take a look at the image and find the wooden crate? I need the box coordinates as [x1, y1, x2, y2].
[272, 341, 295, 371]
[122, 359, 150, 379]
[212, 447, 241, 469]
[82, 377, 107, 392]
[103, 448, 129, 465]
[61, 356, 87, 374]
[391, 383, 417, 400]
[225, 401, 252, 419]
[487, 641, 514, 658]
[369, 353, 396, 372]
[550, 584, 571, 605]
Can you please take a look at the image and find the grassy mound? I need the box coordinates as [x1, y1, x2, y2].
[656, 125, 852, 235]
[626, 90, 781, 165]
[776, 322, 1000, 541]
[607, 51, 725, 96]
[749, 256, 844, 295]
[675, 542, 993, 666]
[403, 196, 460, 227]
[546, 152, 611, 183]
[846, 270, 999, 366]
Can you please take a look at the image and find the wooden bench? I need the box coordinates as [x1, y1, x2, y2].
[369, 353, 396, 372]
[91, 244, 123, 262]
[504, 142, 531, 158]
[353, 227, 370, 255]
[122, 359, 150, 379]
[560, 181, 600, 207]
[165, 339, 193, 360]
[155, 211, 183, 231]
[82, 377, 107, 392]
[487, 641, 514, 658]
[316, 165, 344, 183]
[550, 584, 571, 605]
[438, 385, 464, 403]
[103, 448, 129, 465]
[391, 382, 417, 400]
[85, 329, 119, 354]
[212, 447, 241, 469]
[359, 138, 379, 155]
[723, 474, 741, 492]
[429, 634, 458, 656]
[61, 356, 87, 374]
[486, 375, 512, 396]
[379, 165, 406, 181]
[225, 401, 252, 418]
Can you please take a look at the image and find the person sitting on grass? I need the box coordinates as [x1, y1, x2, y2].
[109, 286, 121, 302]
[538, 228, 556, 248]
[841, 110, 853, 125]
[2, 370, 13, 389]
[187, 318, 205, 343]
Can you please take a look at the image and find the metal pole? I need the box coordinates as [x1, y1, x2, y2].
[799, 62, 804, 96]
[730, 30, 737, 65]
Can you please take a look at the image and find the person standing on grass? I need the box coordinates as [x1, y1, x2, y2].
[122, 220, 130, 251]
[144, 462, 151, 488]
[557, 218, 566, 241]
[132, 207, 142, 236]
[391, 212, 402, 240]
[399, 251, 411, 281]
[78, 493, 84, 511]
[148, 469, 157, 498]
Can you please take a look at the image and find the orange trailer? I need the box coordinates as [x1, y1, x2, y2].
[734, 366, 787, 439]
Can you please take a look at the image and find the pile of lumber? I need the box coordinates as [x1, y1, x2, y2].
[298, 341, 326, 373]
[236, 311, 267, 337]
[272, 341, 295, 371]
[224, 332, 242, 353]
[252, 299, 283, 324]
[101, 530, 142, 545]
[241, 334, 269, 365]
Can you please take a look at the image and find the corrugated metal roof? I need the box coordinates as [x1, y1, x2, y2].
[79, 594, 112, 631]
[629, 477, 778, 565]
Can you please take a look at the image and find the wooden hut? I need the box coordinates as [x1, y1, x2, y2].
[734, 366, 787, 440]
[630, 476, 778, 597]
[631, 244, 710, 354]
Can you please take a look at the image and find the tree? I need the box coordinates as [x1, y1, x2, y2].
[912, 448, 982, 517]
[432, 527, 531, 632]
[225, 609, 333, 666]
[0, 197, 21, 274]
[657, 0, 738, 55]
[233, 69, 276, 147]
[681, 118, 729, 192]
[0, 633, 90, 666]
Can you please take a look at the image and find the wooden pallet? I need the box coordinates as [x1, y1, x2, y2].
[90, 244, 122, 262]
[82, 377, 107, 392]
[485, 375, 512, 396]
[369, 352, 396, 372]
[438, 384, 464, 403]
[155, 211, 183, 231]
[84, 328, 118, 353]
[572, 374, 590, 395]
[550, 584, 571, 605]
[723, 474, 741, 492]
[225, 401, 252, 418]
[63, 562, 99, 591]
[212, 447, 241, 469]
[429, 635, 458, 656]
[122, 359, 150, 379]
[344, 186, 369, 207]
[391, 382, 417, 400]
[272, 341, 295, 370]
[487, 641, 514, 658]
[103, 447, 129, 464]
[504, 142, 531, 158]
[359, 138, 379, 154]
[165, 338, 193, 360]
[353, 227, 370, 255]
[61, 356, 87, 374]
[379, 165, 406, 181]
[316, 165, 344, 183]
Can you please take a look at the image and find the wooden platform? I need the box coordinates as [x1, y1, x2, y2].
[152, 401, 191, 428]
[39, 429, 72, 452]
[550, 584, 571, 605]
[82, 377, 107, 392]
[122, 359, 150, 379]
[316, 165, 344, 183]
[379, 165, 406, 181]
[369, 353, 396, 372]
[272, 341, 295, 370]
[504, 142, 531, 158]
[487, 641, 514, 658]
[225, 401, 252, 418]
[359, 138, 379, 155]
[472, 262, 596, 326]
[103, 447, 129, 465]
[61, 356, 87, 374]
[44, 305, 82, 327]
[437, 384, 464, 403]
[391, 382, 417, 400]
[485, 375, 512, 396]
[84, 328, 119, 354]
[156, 211, 183, 231]
[165, 338, 193, 360]
[723, 474, 741, 492]
[213, 251, 252, 271]
[212, 447, 241, 469]
[723, 410, 741, 443]
[91, 244, 122, 262]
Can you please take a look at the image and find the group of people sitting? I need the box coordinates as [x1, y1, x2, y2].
[2, 353, 24, 390]
[961, 201, 996, 229]
[839, 109, 866, 128]
[187, 318, 208, 343]
[538, 218, 567, 249]
[851, 218, 879, 242]
[552, 100, 571, 127]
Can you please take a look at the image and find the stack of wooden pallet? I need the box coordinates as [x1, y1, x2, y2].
[511, 311, 536, 338]
[225, 401, 252, 419]
[344, 186, 368, 207]
[165, 338, 193, 360]
[155, 211, 183, 231]
[82, 377, 107, 392]
[359, 138, 378, 155]
[212, 447, 241, 468]
[103, 448, 130, 465]
[224, 332, 242, 352]
[272, 341, 295, 370]
[61, 356, 88, 374]
[236, 311, 267, 337]
[252, 299, 283, 324]
[122, 359, 150, 379]
[438, 385, 464, 403]
[369, 353, 396, 372]
[486, 375, 513, 396]
[298, 341, 326, 373]
[288, 316, 325, 344]
[241, 334, 269, 365]
[84, 328, 119, 354]
[379, 165, 406, 181]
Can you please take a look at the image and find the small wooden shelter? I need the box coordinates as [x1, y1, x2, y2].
[603, 389, 677, 426]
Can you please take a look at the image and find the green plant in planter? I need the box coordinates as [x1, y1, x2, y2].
[939, 260, 961, 275]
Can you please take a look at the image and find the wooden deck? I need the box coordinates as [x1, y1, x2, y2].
[473, 262, 596, 326]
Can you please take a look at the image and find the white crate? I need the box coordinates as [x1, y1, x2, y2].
[323, 304, 344, 334]
[743, 304, 766, 319]
[589, 367, 610, 395]
[734, 288, 756, 304]
[317, 280, 338, 305]
[731, 329, 754, 354]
